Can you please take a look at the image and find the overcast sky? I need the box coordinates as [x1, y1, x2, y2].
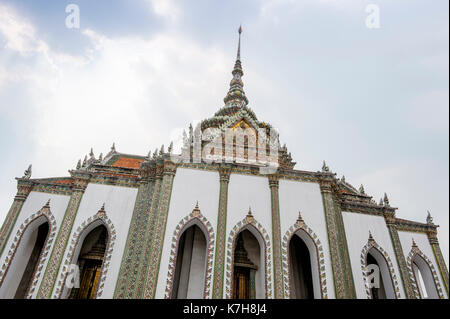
[0, 0, 448, 264]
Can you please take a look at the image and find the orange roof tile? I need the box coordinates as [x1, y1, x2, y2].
[112, 157, 145, 169]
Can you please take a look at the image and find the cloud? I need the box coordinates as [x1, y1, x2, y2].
[408, 89, 449, 133]
[146, 0, 180, 22]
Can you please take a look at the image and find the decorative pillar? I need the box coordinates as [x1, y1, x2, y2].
[143, 159, 177, 298]
[37, 172, 90, 299]
[383, 210, 415, 299]
[212, 165, 231, 298]
[319, 176, 356, 299]
[268, 174, 284, 299]
[114, 161, 156, 298]
[0, 180, 33, 257]
[427, 228, 449, 295]
[134, 161, 164, 298]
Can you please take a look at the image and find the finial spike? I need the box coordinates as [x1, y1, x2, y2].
[237, 25, 242, 60]
[44, 199, 51, 207]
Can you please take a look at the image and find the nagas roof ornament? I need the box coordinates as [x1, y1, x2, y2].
[321, 161, 330, 173]
[22, 164, 32, 179]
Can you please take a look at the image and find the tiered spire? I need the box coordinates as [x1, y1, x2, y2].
[223, 26, 249, 108]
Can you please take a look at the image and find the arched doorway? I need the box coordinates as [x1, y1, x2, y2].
[0, 215, 50, 299]
[288, 234, 314, 299]
[15, 222, 49, 298]
[68, 224, 108, 299]
[171, 224, 208, 299]
[411, 254, 439, 299]
[366, 247, 395, 299]
[232, 229, 264, 299]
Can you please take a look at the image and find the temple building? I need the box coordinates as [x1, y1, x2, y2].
[0, 28, 448, 300]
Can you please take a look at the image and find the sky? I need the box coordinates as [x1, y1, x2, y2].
[0, 0, 448, 265]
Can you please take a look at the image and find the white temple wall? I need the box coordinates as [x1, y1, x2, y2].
[342, 212, 406, 299]
[185, 227, 207, 298]
[50, 183, 137, 299]
[278, 180, 335, 299]
[227, 173, 272, 298]
[155, 167, 220, 299]
[398, 231, 448, 298]
[0, 191, 69, 298]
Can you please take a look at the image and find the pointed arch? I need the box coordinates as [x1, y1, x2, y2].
[0, 200, 57, 298]
[406, 243, 444, 299]
[54, 207, 116, 299]
[164, 204, 215, 299]
[224, 214, 273, 299]
[360, 234, 401, 299]
[281, 216, 328, 299]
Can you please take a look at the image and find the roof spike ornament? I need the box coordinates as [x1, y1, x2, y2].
[97, 203, 106, 218]
[153, 148, 158, 159]
[296, 211, 305, 227]
[22, 164, 32, 179]
[246, 206, 254, 223]
[76, 159, 81, 170]
[368, 231, 374, 242]
[426, 210, 434, 225]
[223, 26, 249, 108]
[82, 155, 87, 168]
[98, 152, 103, 162]
[379, 198, 384, 206]
[168, 141, 173, 153]
[359, 184, 366, 195]
[160, 144, 165, 155]
[321, 161, 329, 173]
[44, 198, 51, 208]
[111, 143, 116, 153]
[383, 192, 390, 207]
[412, 238, 418, 248]
[89, 147, 95, 159]
[192, 201, 201, 217]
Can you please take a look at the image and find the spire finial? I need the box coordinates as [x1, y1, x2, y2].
[192, 201, 201, 216]
[237, 25, 242, 60]
[224, 26, 248, 107]
[246, 206, 254, 222]
[296, 211, 305, 227]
